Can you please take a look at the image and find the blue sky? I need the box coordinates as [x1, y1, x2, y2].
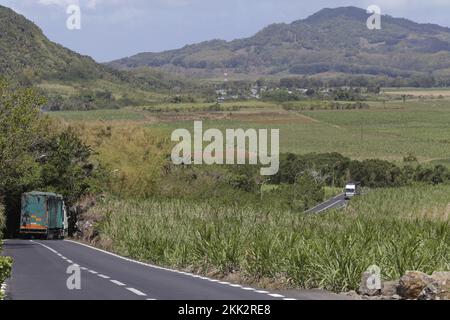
[2, 0, 450, 62]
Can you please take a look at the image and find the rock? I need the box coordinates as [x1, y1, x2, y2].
[359, 271, 381, 296]
[437, 283, 450, 300]
[431, 272, 450, 300]
[418, 282, 439, 300]
[382, 280, 399, 296]
[398, 271, 435, 300]
[431, 271, 450, 284]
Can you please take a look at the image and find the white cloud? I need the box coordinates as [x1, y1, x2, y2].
[36, 0, 113, 9]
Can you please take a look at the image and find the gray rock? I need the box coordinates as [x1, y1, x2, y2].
[431, 271, 450, 284]
[431, 272, 450, 300]
[418, 283, 439, 300]
[382, 280, 399, 296]
[398, 271, 434, 300]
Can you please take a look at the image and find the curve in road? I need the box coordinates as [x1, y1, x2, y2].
[3, 239, 295, 300]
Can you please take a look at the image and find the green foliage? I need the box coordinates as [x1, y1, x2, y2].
[0, 203, 12, 300]
[0, 81, 96, 235]
[0, 80, 50, 197]
[93, 183, 450, 292]
[40, 129, 95, 206]
[0, 255, 12, 299]
[275, 152, 450, 189]
[273, 173, 325, 212]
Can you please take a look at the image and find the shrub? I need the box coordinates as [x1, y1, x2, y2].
[0, 204, 12, 300]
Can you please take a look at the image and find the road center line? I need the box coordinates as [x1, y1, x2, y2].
[126, 288, 147, 296]
[110, 280, 126, 286]
[64, 240, 295, 300]
[317, 200, 343, 213]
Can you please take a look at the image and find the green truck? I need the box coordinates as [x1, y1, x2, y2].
[20, 192, 68, 240]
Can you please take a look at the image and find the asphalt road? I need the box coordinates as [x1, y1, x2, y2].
[2, 194, 354, 301]
[2, 239, 300, 300]
[306, 194, 348, 214]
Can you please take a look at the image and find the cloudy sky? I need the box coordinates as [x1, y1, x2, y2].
[1, 0, 450, 62]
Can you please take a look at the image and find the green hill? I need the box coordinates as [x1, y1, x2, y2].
[0, 5, 202, 110]
[0, 5, 116, 83]
[109, 6, 450, 81]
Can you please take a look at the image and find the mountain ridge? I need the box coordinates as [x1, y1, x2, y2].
[108, 6, 450, 80]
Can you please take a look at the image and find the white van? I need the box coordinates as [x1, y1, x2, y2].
[345, 182, 361, 200]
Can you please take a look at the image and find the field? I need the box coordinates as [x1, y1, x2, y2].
[52, 98, 450, 163]
[91, 184, 449, 292]
[50, 95, 450, 293]
[384, 87, 450, 97]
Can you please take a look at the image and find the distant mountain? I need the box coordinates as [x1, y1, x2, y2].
[109, 6, 450, 80]
[0, 5, 114, 82]
[0, 5, 196, 109]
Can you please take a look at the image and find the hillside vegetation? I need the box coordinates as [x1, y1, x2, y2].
[0, 5, 206, 110]
[110, 7, 450, 83]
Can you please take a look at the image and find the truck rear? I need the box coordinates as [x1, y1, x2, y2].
[344, 182, 361, 200]
[20, 192, 68, 240]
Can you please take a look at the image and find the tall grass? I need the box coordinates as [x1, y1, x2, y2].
[93, 184, 450, 292]
[70, 122, 171, 198]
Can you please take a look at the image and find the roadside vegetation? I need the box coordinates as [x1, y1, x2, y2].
[87, 183, 449, 292]
[55, 94, 450, 294]
[0, 80, 99, 236]
[2, 78, 450, 294]
[0, 204, 12, 299]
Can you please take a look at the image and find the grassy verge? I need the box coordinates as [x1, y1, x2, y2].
[88, 184, 449, 293]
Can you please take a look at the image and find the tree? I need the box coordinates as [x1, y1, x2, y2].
[0, 81, 96, 236]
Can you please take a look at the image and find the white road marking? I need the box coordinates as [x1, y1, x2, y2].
[31, 240, 58, 254]
[64, 240, 296, 300]
[316, 200, 344, 213]
[126, 288, 147, 296]
[28, 240, 151, 299]
[306, 193, 344, 213]
[110, 280, 126, 286]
